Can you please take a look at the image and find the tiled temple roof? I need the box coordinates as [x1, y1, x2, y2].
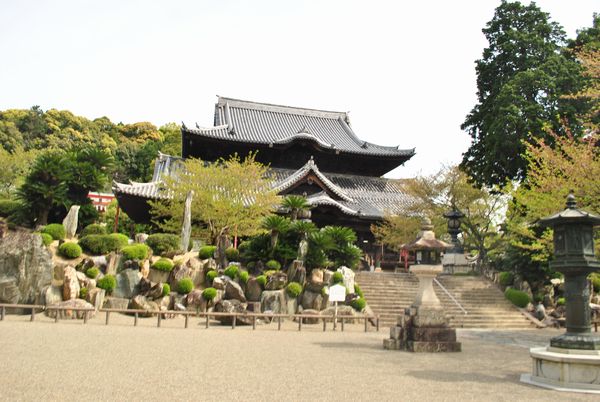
[113, 154, 412, 220]
[182, 97, 415, 158]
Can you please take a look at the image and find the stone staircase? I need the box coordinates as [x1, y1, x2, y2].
[355, 272, 533, 329]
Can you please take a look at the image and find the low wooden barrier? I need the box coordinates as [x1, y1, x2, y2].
[0, 303, 379, 332]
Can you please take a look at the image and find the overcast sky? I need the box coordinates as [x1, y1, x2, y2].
[0, 1, 597, 178]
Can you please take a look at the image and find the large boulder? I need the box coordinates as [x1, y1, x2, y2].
[287, 260, 306, 285]
[62, 205, 80, 239]
[45, 299, 95, 319]
[320, 305, 358, 322]
[265, 272, 287, 290]
[213, 299, 251, 325]
[245, 278, 262, 302]
[225, 278, 246, 302]
[86, 288, 106, 310]
[337, 266, 355, 293]
[62, 266, 81, 300]
[297, 309, 320, 324]
[301, 290, 324, 311]
[129, 295, 160, 317]
[168, 258, 203, 289]
[113, 269, 141, 299]
[261, 289, 286, 314]
[103, 297, 130, 310]
[306, 269, 325, 292]
[185, 289, 207, 312]
[0, 231, 53, 306]
[41, 285, 63, 306]
[105, 252, 121, 276]
[148, 268, 169, 284]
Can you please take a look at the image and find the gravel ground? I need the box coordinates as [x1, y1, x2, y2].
[0, 314, 597, 402]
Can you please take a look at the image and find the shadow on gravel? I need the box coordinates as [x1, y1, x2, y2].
[406, 370, 522, 385]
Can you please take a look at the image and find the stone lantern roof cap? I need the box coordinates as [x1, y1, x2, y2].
[539, 194, 600, 228]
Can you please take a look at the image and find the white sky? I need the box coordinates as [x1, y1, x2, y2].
[0, 1, 597, 178]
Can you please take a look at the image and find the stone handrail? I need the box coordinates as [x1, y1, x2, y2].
[433, 278, 468, 315]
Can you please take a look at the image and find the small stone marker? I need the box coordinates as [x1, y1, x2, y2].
[62, 205, 80, 239]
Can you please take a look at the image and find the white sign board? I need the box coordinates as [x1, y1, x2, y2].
[329, 284, 346, 302]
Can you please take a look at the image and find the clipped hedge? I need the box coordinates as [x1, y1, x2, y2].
[146, 233, 180, 256]
[177, 278, 194, 294]
[354, 284, 364, 298]
[97, 275, 117, 294]
[39, 232, 53, 246]
[286, 282, 303, 298]
[225, 247, 240, 261]
[224, 265, 239, 279]
[42, 223, 66, 240]
[557, 297, 566, 306]
[80, 223, 107, 237]
[0, 199, 20, 217]
[256, 275, 267, 287]
[332, 272, 344, 284]
[152, 258, 174, 272]
[85, 267, 99, 279]
[239, 271, 249, 284]
[79, 287, 88, 299]
[198, 245, 216, 260]
[504, 288, 531, 308]
[202, 287, 218, 301]
[206, 270, 218, 283]
[265, 260, 281, 271]
[498, 271, 514, 287]
[121, 244, 150, 261]
[162, 283, 171, 297]
[79, 234, 127, 255]
[58, 242, 82, 259]
[350, 298, 366, 311]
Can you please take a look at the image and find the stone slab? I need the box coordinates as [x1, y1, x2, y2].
[407, 341, 461, 353]
[409, 327, 457, 342]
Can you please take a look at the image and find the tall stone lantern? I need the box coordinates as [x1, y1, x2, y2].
[522, 194, 600, 392]
[443, 209, 464, 253]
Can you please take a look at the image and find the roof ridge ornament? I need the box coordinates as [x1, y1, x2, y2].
[566, 192, 576, 209]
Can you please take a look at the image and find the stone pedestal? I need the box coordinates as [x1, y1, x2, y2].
[442, 252, 472, 274]
[384, 264, 461, 353]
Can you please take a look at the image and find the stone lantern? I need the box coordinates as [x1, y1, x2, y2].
[442, 209, 471, 274]
[521, 194, 600, 392]
[443, 209, 464, 253]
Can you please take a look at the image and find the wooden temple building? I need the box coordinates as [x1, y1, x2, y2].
[113, 97, 416, 266]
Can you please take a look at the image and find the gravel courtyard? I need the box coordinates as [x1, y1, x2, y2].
[0, 315, 597, 401]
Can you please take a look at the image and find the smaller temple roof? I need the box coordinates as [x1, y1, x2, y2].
[402, 218, 450, 251]
[182, 97, 415, 158]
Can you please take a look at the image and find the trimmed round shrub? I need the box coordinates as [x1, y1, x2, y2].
[162, 283, 171, 297]
[206, 270, 218, 283]
[198, 245, 217, 260]
[321, 286, 329, 296]
[146, 233, 180, 255]
[79, 287, 88, 299]
[121, 244, 150, 260]
[177, 278, 194, 294]
[152, 258, 174, 272]
[225, 247, 240, 261]
[557, 297, 566, 306]
[97, 275, 117, 294]
[79, 234, 127, 255]
[498, 271, 514, 287]
[58, 242, 82, 259]
[286, 282, 303, 298]
[202, 287, 218, 301]
[239, 271, 249, 284]
[350, 298, 366, 311]
[224, 264, 239, 279]
[265, 260, 281, 271]
[0, 199, 21, 217]
[504, 288, 531, 308]
[256, 275, 267, 287]
[42, 223, 65, 240]
[39, 232, 53, 246]
[85, 267, 99, 279]
[108, 233, 129, 247]
[80, 223, 106, 237]
[354, 284, 364, 298]
[332, 272, 344, 284]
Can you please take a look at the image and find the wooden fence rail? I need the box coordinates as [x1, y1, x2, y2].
[0, 303, 379, 332]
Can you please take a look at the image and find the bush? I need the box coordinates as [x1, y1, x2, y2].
[504, 288, 531, 308]
[39, 232, 53, 246]
[162, 283, 171, 297]
[265, 260, 281, 271]
[146, 233, 180, 255]
[332, 272, 344, 284]
[590, 273, 600, 293]
[85, 267, 99, 279]
[198, 245, 217, 260]
[202, 287, 218, 301]
[0, 199, 21, 217]
[58, 242, 82, 259]
[498, 271, 514, 287]
[97, 275, 117, 294]
[177, 278, 194, 294]
[239, 271, 249, 284]
[79, 234, 127, 255]
[206, 270, 218, 283]
[350, 298, 366, 311]
[557, 297, 566, 306]
[42, 223, 65, 240]
[354, 284, 364, 298]
[152, 258, 174, 272]
[225, 247, 240, 261]
[321, 286, 329, 296]
[224, 265, 239, 279]
[121, 244, 150, 261]
[286, 282, 303, 298]
[79, 287, 88, 299]
[80, 223, 106, 237]
[256, 275, 267, 287]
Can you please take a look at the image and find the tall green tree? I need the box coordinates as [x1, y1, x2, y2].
[461, 1, 586, 187]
